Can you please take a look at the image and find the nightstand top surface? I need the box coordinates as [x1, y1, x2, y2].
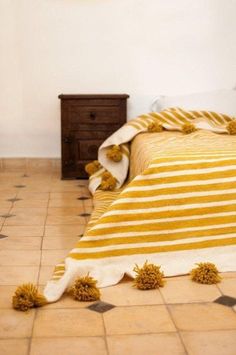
[58, 94, 129, 100]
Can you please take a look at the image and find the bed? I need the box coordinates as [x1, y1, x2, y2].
[42, 103, 236, 304]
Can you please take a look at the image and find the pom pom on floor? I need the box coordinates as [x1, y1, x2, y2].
[106, 145, 123, 162]
[227, 120, 236, 135]
[148, 121, 163, 133]
[100, 171, 117, 191]
[133, 261, 165, 290]
[190, 262, 221, 284]
[12, 283, 47, 312]
[182, 122, 196, 134]
[85, 160, 101, 176]
[70, 275, 101, 301]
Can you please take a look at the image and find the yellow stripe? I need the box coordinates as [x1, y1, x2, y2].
[98, 203, 236, 224]
[111, 192, 236, 212]
[143, 159, 236, 175]
[88, 214, 236, 236]
[131, 169, 236, 187]
[79, 225, 236, 248]
[121, 181, 236, 198]
[69, 237, 236, 260]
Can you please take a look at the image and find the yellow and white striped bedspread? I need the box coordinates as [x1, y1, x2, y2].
[44, 111, 236, 303]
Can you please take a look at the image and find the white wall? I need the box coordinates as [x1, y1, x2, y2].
[1, 0, 236, 157]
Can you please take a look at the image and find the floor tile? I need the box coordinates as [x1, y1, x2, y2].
[160, 278, 221, 304]
[46, 215, 86, 225]
[17, 192, 49, 200]
[38, 266, 54, 285]
[50, 192, 83, 199]
[0, 250, 41, 266]
[101, 281, 164, 306]
[0, 309, 35, 338]
[41, 250, 69, 265]
[42, 236, 79, 250]
[13, 200, 48, 208]
[48, 199, 85, 208]
[1, 226, 44, 237]
[41, 292, 94, 309]
[50, 185, 84, 192]
[44, 225, 85, 237]
[30, 337, 107, 355]
[0, 266, 39, 285]
[103, 305, 175, 335]
[26, 158, 53, 173]
[47, 207, 85, 216]
[0, 285, 18, 308]
[0, 339, 29, 355]
[169, 303, 236, 331]
[33, 309, 104, 337]
[2, 158, 27, 172]
[181, 330, 236, 355]
[107, 333, 185, 355]
[4, 214, 46, 226]
[10, 207, 47, 215]
[0, 189, 17, 197]
[0, 207, 12, 214]
[218, 278, 236, 298]
[0, 237, 42, 250]
[220, 272, 236, 278]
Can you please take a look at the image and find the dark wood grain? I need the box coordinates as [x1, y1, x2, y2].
[60, 94, 129, 179]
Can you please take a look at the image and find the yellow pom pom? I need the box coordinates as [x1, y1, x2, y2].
[70, 275, 100, 302]
[190, 262, 221, 284]
[85, 160, 101, 176]
[182, 123, 196, 134]
[133, 261, 165, 290]
[227, 120, 236, 135]
[148, 121, 163, 133]
[12, 283, 47, 312]
[106, 145, 123, 162]
[100, 171, 117, 191]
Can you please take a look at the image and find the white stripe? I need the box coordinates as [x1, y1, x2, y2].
[71, 233, 236, 254]
[135, 165, 236, 181]
[123, 176, 236, 193]
[101, 208, 236, 222]
[112, 188, 236, 206]
[92, 210, 236, 230]
[85, 222, 236, 241]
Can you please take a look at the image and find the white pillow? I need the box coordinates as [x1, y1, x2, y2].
[152, 89, 236, 117]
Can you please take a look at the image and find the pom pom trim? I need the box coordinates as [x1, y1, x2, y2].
[182, 122, 196, 134]
[12, 283, 47, 312]
[70, 275, 101, 302]
[133, 261, 165, 290]
[106, 145, 123, 162]
[190, 262, 221, 284]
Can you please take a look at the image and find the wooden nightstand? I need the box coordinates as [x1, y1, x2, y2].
[59, 94, 129, 179]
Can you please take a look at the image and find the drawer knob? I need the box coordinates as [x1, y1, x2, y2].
[64, 159, 74, 166]
[63, 136, 73, 144]
[89, 112, 96, 120]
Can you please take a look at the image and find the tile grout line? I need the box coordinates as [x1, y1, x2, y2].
[101, 314, 110, 355]
[159, 288, 189, 355]
[28, 173, 52, 355]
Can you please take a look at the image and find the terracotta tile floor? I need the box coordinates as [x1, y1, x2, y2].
[0, 170, 236, 355]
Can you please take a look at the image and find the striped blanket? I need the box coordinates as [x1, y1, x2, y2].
[44, 108, 236, 303]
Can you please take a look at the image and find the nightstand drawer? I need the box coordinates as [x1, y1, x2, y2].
[78, 140, 103, 160]
[75, 130, 115, 140]
[70, 106, 120, 124]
